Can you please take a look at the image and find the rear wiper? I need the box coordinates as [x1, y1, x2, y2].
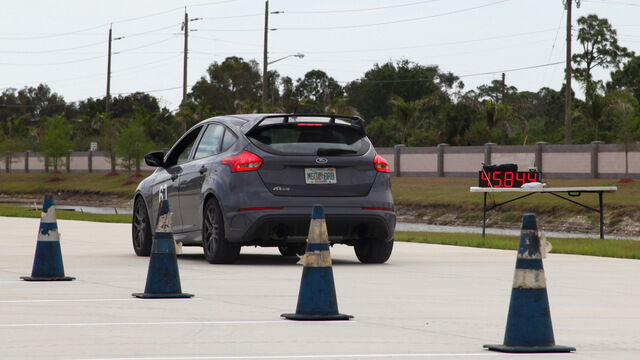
[316, 148, 357, 156]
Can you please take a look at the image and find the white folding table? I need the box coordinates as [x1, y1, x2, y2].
[469, 186, 618, 239]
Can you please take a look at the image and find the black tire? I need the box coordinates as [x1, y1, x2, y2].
[354, 237, 393, 264]
[202, 198, 240, 264]
[132, 197, 152, 256]
[278, 244, 306, 257]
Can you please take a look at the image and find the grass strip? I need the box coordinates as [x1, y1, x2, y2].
[0, 172, 146, 196]
[0, 204, 130, 224]
[395, 231, 640, 260]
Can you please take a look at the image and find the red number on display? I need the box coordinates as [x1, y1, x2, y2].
[527, 172, 538, 182]
[492, 171, 503, 187]
[503, 171, 514, 187]
[480, 171, 489, 185]
[516, 172, 525, 185]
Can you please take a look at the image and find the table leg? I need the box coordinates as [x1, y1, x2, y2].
[599, 191, 604, 239]
[483, 192, 487, 238]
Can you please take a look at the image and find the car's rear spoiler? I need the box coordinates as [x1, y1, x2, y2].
[244, 114, 366, 136]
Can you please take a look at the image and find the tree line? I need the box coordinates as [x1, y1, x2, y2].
[1, 14, 639, 173]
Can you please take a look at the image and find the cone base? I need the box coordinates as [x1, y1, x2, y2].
[484, 344, 575, 353]
[21, 276, 75, 281]
[132, 292, 194, 299]
[281, 313, 353, 321]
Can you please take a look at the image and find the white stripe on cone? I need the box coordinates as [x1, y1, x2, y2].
[307, 218, 328, 244]
[37, 206, 60, 242]
[512, 269, 547, 289]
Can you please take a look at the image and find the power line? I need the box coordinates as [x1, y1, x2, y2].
[0, 40, 105, 54]
[113, 85, 185, 96]
[119, 23, 183, 39]
[284, 0, 444, 14]
[0, 35, 179, 65]
[115, 36, 180, 54]
[198, 0, 513, 32]
[302, 28, 557, 54]
[201, 13, 262, 20]
[0, 0, 243, 40]
[458, 61, 565, 78]
[539, 8, 566, 89]
[0, 55, 105, 67]
[277, 0, 513, 31]
[0, 24, 107, 40]
[337, 61, 564, 84]
[582, 0, 640, 6]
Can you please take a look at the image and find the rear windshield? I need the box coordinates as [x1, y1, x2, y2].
[249, 124, 368, 155]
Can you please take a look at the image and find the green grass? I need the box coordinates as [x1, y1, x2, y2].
[0, 204, 130, 223]
[396, 231, 640, 259]
[0, 172, 148, 196]
[391, 177, 639, 210]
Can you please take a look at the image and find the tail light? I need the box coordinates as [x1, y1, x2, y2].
[222, 151, 263, 172]
[373, 154, 390, 173]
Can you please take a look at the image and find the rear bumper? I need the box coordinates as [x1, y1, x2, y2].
[225, 206, 396, 245]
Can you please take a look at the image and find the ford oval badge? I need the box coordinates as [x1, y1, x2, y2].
[315, 157, 328, 164]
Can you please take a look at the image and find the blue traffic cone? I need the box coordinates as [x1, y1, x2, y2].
[282, 205, 352, 321]
[21, 194, 75, 281]
[132, 197, 193, 299]
[484, 214, 575, 353]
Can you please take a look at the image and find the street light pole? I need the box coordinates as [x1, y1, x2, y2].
[262, 0, 269, 111]
[268, 53, 304, 66]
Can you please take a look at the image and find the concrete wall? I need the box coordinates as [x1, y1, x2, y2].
[382, 142, 640, 179]
[2, 151, 153, 173]
[3, 143, 639, 178]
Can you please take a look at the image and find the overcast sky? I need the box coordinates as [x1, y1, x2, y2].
[2, 0, 640, 111]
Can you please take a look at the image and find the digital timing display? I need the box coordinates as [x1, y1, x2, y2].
[478, 171, 540, 188]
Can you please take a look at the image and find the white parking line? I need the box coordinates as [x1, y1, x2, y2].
[69, 354, 504, 360]
[0, 320, 356, 328]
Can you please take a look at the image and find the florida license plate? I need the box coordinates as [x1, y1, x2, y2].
[305, 168, 337, 184]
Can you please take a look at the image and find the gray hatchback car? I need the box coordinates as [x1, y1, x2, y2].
[132, 114, 395, 264]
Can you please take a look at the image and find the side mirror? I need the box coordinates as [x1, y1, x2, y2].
[144, 151, 166, 167]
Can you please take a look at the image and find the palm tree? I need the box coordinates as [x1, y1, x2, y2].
[483, 100, 528, 144]
[388, 95, 438, 145]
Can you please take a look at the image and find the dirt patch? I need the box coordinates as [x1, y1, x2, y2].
[396, 203, 640, 238]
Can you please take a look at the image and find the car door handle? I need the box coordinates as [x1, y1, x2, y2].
[171, 173, 178, 181]
[199, 166, 208, 175]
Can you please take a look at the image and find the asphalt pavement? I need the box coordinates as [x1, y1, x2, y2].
[1, 216, 638, 359]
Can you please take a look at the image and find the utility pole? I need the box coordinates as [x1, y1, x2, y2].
[564, 0, 580, 144]
[105, 25, 123, 174]
[106, 25, 112, 115]
[182, 11, 188, 105]
[262, 0, 269, 111]
[105, 25, 114, 173]
[180, 11, 189, 133]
